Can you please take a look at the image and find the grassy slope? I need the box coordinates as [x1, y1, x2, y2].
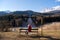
[38, 22, 60, 38]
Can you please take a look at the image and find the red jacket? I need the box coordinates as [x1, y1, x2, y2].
[28, 25, 32, 32]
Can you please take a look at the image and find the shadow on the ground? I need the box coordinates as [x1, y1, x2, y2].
[29, 35, 60, 40]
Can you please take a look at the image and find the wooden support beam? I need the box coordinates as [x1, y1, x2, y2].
[41, 17, 43, 36]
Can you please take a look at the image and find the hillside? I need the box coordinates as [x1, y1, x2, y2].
[39, 22, 60, 30]
[38, 22, 60, 38]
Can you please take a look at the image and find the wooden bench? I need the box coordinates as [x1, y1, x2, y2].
[19, 27, 38, 35]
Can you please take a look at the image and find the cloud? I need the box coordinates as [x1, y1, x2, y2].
[52, 6, 60, 10]
[40, 5, 60, 13]
[56, 0, 60, 2]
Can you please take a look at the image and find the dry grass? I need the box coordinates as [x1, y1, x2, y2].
[0, 32, 18, 40]
[38, 22, 60, 38]
[0, 32, 40, 40]
[0, 32, 19, 38]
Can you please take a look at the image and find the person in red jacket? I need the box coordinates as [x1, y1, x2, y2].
[25, 24, 32, 35]
[28, 24, 32, 32]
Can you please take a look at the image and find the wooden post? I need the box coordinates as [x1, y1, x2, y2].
[41, 17, 43, 36]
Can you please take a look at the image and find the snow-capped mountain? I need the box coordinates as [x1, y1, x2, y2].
[40, 6, 60, 13]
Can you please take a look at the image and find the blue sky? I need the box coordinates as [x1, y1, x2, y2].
[0, 0, 60, 12]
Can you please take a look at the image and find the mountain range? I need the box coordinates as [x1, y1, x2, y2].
[0, 10, 60, 16]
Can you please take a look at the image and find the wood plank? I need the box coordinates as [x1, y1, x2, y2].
[20, 29, 38, 30]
